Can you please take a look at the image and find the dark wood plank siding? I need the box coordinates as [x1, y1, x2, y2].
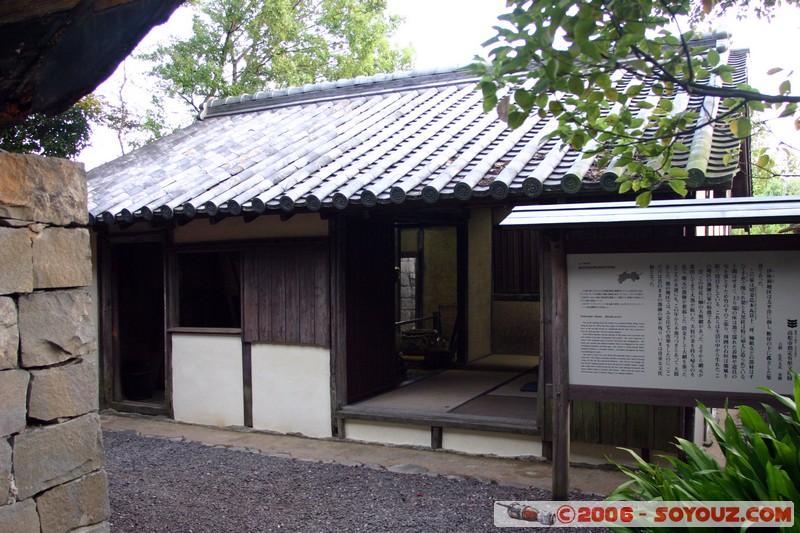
[242, 251, 259, 339]
[314, 248, 329, 345]
[493, 227, 540, 297]
[298, 247, 316, 345]
[243, 241, 330, 346]
[554, 400, 685, 450]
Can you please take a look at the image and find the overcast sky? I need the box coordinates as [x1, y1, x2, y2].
[78, 1, 800, 170]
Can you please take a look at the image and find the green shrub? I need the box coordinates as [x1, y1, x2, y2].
[608, 372, 800, 532]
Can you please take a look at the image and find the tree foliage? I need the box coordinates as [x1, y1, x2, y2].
[0, 96, 103, 159]
[98, 62, 170, 155]
[476, 0, 800, 205]
[144, 0, 414, 114]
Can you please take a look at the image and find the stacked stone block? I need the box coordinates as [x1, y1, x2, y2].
[0, 153, 109, 533]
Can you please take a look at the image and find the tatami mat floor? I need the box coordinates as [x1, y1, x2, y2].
[352, 354, 539, 422]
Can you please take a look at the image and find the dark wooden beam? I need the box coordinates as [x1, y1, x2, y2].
[330, 215, 347, 409]
[98, 235, 114, 408]
[538, 233, 552, 460]
[162, 233, 174, 417]
[337, 407, 540, 435]
[550, 232, 570, 500]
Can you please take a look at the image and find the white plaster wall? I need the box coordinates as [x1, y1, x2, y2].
[442, 429, 542, 457]
[468, 208, 492, 360]
[172, 333, 244, 427]
[693, 406, 707, 445]
[251, 344, 332, 438]
[173, 212, 328, 243]
[344, 420, 430, 447]
[570, 441, 674, 467]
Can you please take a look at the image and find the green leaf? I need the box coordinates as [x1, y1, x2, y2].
[673, 142, 689, 152]
[580, 40, 602, 61]
[779, 102, 797, 118]
[573, 16, 595, 41]
[595, 73, 612, 90]
[707, 48, 720, 67]
[668, 167, 688, 178]
[514, 89, 535, 111]
[668, 179, 687, 196]
[756, 153, 772, 169]
[483, 93, 498, 113]
[548, 100, 564, 115]
[780, 80, 792, 95]
[626, 84, 644, 97]
[507, 110, 526, 129]
[545, 58, 559, 79]
[767, 67, 783, 75]
[636, 190, 652, 207]
[740, 405, 771, 434]
[568, 76, 584, 95]
[730, 117, 751, 139]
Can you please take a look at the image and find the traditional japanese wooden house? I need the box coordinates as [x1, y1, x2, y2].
[88, 38, 753, 462]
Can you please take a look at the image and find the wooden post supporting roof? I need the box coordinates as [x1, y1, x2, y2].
[550, 232, 570, 499]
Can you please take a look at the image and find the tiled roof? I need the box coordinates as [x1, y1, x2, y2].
[87, 44, 748, 225]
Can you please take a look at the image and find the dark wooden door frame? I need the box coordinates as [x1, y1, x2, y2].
[98, 230, 170, 416]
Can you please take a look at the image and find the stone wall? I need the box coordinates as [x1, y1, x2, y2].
[0, 153, 109, 533]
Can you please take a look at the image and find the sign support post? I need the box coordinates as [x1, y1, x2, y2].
[551, 234, 570, 499]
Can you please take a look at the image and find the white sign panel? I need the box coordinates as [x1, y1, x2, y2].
[568, 251, 800, 395]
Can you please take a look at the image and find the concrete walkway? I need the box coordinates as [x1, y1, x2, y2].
[100, 413, 627, 496]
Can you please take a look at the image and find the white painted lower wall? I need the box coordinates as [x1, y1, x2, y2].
[344, 420, 543, 458]
[251, 344, 332, 439]
[442, 429, 542, 457]
[340, 420, 672, 466]
[172, 333, 243, 427]
[344, 420, 430, 447]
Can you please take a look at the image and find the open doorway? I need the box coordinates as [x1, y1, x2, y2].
[339, 215, 540, 433]
[396, 225, 459, 374]
[110, 240, 166, 410]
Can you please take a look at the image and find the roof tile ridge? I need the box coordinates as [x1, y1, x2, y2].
[200, 63, 477, 118]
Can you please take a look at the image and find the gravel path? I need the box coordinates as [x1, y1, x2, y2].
[104, 430, 612, 532]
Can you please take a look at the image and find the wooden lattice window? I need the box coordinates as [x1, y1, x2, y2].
[176, 251, 241, 328]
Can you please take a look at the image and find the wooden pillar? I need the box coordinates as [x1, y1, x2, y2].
[330, 215, 348, 409]
[98, 233, 114, 408]
[539, 230, 552, 460]
[164, 234, 177, 418]
[431, 426, 443, 449]
[550, 233, 570, 499]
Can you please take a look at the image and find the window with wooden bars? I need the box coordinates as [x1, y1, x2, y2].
[492, 227, 540, 299]
[176, 251, 241, 328]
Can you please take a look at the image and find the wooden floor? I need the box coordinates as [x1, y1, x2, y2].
[349, 354, 539, 426]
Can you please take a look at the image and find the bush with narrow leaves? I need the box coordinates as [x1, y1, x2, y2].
[608, 372, 800, 532]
